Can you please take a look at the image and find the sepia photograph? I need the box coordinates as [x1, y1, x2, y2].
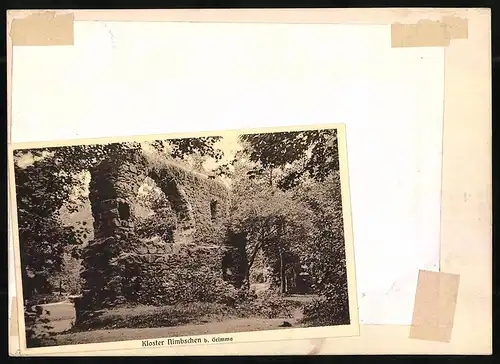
[9, 125, 358, 351]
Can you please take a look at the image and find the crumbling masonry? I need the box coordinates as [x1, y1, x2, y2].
[76, 151, 246, 324]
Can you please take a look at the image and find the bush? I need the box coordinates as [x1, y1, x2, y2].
[301, 284, 350, 327]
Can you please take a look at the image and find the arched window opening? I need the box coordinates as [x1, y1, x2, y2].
[210, 200, 218, 221]
[118, 201, 131, 220]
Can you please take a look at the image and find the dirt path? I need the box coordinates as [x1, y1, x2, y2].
[49, 317, 303, 346]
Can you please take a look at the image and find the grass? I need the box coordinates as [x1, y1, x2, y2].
[73, 302, 232, 331]
[47, 317, 299, 346]
[72, 296, 304, 332]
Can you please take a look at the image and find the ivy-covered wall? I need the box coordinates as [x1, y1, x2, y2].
[148, 160, 230, 245]
[76, 151, 236, 324]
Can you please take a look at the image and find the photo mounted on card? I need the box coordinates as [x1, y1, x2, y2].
[8, 124, 359, 355]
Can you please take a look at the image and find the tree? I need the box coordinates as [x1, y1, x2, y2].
[49, 248, 84, 295]
[293, 172, 351, 325]
[232, 129, 348, 293]
[293, 172, 346, 293]
[228, 130, 349, 323]
[18, 212, 81, 299]
[229, 167, 315, 293]
[239, 128, 339, 190]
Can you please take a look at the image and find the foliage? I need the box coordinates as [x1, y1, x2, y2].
[293, 173, 348, 293]
[24, 304, 56, 348]
[148, 137, 223, 162]
[17, 209, 84, 300]
[293, 173, 350, 324]
[239, 128, 339, 190]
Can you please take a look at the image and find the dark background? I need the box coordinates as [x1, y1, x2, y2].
[1, 0, 497, 362]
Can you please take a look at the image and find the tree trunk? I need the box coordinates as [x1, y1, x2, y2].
[279, 246, 285, 294]
[243, 241, 263, 289]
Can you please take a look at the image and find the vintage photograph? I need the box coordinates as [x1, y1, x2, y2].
[10, 125, 357, 350]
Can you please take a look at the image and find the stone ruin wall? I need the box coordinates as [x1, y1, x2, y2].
[76, 151, 244, 323]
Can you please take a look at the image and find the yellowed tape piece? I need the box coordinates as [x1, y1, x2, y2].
[10, 11, 74, 46]
[10, 296, 18, 337]
[392, 16, 468, 48]
[410, 270, 460, 342]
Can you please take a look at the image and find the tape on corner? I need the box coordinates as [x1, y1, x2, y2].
[410, 270, 460, 343]
[391, 16, 468, 48]
[10, 11, 74, 46]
